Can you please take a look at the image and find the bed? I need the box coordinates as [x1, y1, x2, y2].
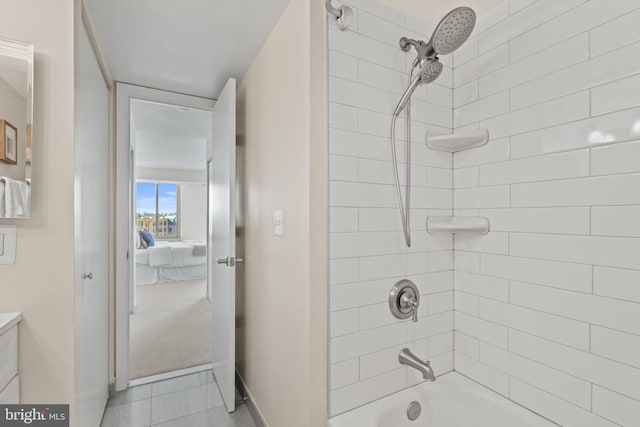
[135, 240, 207, 285]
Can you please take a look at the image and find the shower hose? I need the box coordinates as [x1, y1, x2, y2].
[391, 65, 417, 248]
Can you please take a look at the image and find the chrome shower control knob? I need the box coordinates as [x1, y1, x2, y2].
[389, 279, 421, 322]
[400, 291, 419, 321]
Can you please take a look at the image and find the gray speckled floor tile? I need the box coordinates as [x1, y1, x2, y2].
[151, 385, 207, 425]
[151, 408, 212, 427]
[198, 370, 214, 385]
[101, 399, 151, 427]
[151, 374, 201, 397]
[209, 405, 256, 427]
[108, 384, 153, 407]
[103, 370, 255, 427]
[151, 405, 255, 427]
[203, 382, 225, 409]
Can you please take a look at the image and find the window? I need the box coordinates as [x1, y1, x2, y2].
[136, 182, 179, 239]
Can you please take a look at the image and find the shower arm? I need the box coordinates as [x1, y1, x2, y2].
[400, 37, 436, 59]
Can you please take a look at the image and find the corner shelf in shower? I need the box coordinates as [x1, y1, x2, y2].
[426, 129, 489, 153]
[427, 216, 490, 235]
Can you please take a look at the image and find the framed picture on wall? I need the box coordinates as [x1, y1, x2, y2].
[0, 120, 17, 165]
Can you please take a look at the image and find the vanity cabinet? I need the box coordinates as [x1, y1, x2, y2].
[0, 313, 21, 404]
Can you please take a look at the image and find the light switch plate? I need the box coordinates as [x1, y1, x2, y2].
[273, 210, 284, 236]
[0, 225, 16, 265]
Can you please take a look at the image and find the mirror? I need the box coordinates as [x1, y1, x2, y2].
[0, 38, 34, 218]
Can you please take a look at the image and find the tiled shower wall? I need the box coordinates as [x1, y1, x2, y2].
[452, 1, 640, 426]
[327, 0, 456, 416]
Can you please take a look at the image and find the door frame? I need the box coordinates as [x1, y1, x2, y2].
[115, 83, 215, 391]
[74, 1, 113, 423]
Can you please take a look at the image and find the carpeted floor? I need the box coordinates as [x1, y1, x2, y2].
[130, 279, 212, 379]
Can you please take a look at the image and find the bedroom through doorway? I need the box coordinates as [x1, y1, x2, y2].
[129, 98, 214, 381]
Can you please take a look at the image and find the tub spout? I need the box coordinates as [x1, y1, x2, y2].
[399, 348, 436, 381]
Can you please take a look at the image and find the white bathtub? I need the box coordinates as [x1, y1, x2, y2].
[329, 373, 557, 427]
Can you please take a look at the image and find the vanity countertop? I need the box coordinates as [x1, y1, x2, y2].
[0, 313, 22, 335]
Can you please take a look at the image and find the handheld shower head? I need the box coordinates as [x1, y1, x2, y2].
[419, 58, 444, 83]
[429, 7, 476, 55]
[394, 59, 443, 116]
[400, 7, 476, 58]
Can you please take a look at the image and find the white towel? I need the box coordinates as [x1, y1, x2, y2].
[1, 177, 29, 218]
[0, 181, 5, 217]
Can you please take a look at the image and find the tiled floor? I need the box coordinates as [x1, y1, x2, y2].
[101, 371, 256, 427]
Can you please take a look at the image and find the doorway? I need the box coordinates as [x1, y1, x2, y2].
[114, 80, 239, 414]
[129, 99, 213, 380]
[115, 84, 215, 389]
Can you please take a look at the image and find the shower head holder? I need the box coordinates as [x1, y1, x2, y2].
[325, 0, 353, 31]
[399, 37, 436, 60]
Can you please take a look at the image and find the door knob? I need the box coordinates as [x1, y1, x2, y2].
[82, 273, 93, 280]
[216, 256, 243, 266]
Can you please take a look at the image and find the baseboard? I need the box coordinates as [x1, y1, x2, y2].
[236, 371, 268, 427]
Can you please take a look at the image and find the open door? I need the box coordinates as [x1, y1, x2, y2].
[209, 78, 238, 412]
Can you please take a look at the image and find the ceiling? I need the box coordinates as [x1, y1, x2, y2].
[87, 0, 290, 98]
[132, 99, 211, 171]
[378, 0, 505, 23]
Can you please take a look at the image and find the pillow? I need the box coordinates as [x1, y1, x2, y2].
[139, 230, 148, 249]
[140, 229, 155, 247]
[134, 229, 142, 249]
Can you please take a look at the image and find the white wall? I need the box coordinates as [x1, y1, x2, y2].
[0, 0, 76, 408]
[452, 1, 640, 426]
[327, 0, 455, 416]
[0, 75, 27, 181]
[237, 0, 327, 425]
[180, 184, 206, 240]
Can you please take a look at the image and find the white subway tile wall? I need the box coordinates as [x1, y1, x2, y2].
[452, 2, 640, 426]
[328, 0, 640, 422]
[327, 0, 454, 416]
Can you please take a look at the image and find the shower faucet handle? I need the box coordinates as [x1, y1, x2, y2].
[401, 291, 419, 322]
[389, 279, 421, 323]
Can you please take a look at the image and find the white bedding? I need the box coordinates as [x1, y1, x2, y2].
[136, 265, 159, 285]
[136, 241, 206, 268]
[135, 240, 207, 285]
[149, 245, 172, 267]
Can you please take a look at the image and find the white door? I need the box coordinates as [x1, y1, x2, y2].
[75, 25, 109, 426]
[209, 78, 237, 412]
